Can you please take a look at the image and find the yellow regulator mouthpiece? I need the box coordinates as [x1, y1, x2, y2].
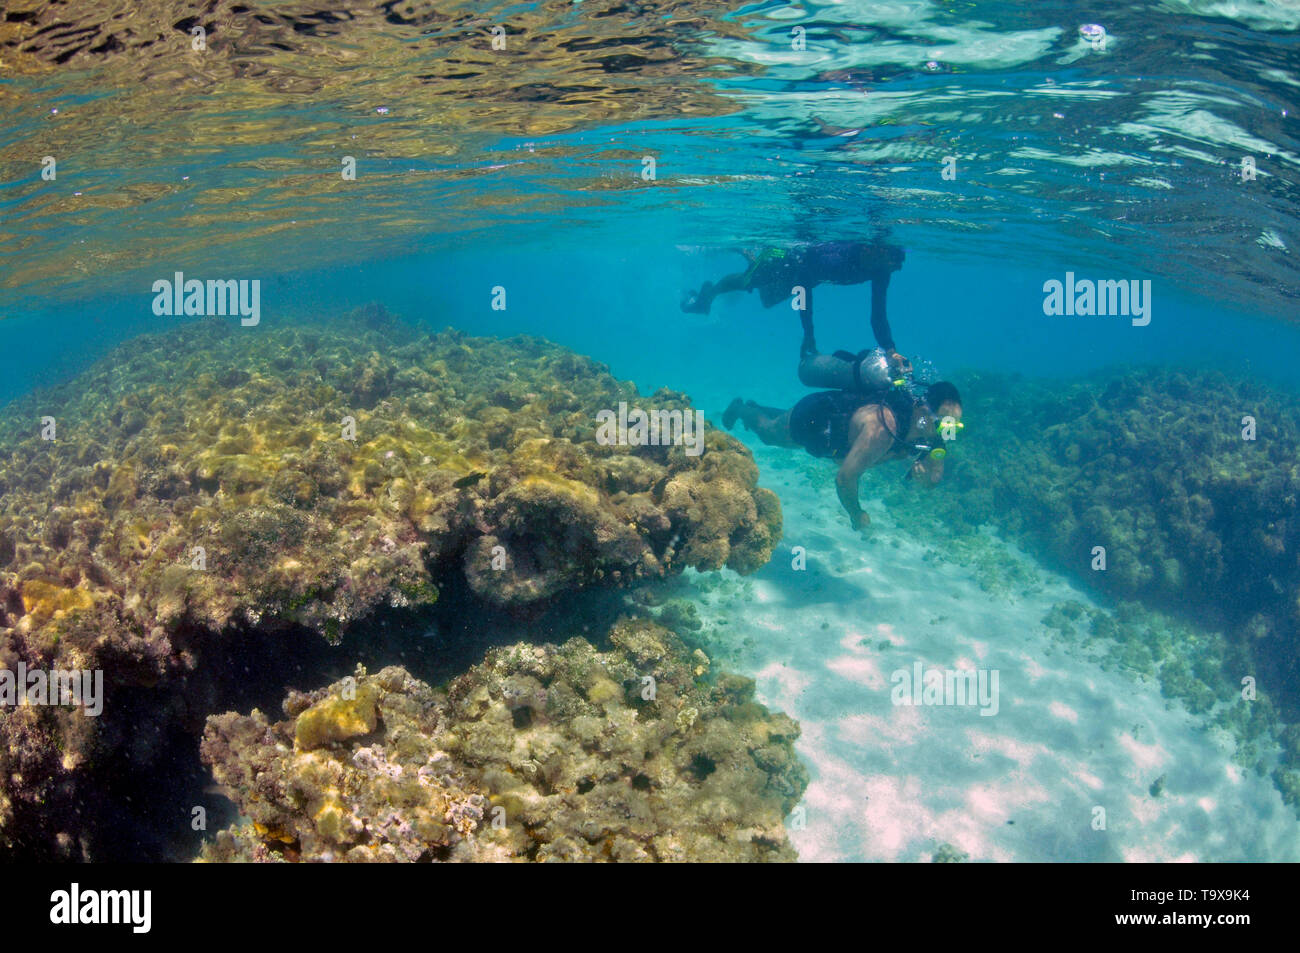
[930, 447, 947, 460]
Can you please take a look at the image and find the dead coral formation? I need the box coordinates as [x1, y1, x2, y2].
[0, 310, 780, 858]
[200, 666, 492, 863]
[199, 618, 807, 862]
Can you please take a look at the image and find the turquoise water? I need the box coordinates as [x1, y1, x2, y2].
[2, 0, 1299, 862]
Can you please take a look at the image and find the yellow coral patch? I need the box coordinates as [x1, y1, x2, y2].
[294, 684, 380, 751]
[520, 472, 600, 508]
[314, 800, 346, 840]
[20, 581, 94, 623]
[252, 821, 296, 844]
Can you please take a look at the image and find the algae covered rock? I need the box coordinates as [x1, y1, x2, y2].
[199, 619, 807, 862]
[0, 310, 781, 859]
[0, 312, 780, 635]
[200, 666, 493, 863]
[868, 367, 1300, 706]
[294, 682, 381, 751]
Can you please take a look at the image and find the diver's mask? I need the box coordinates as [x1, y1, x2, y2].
[930, 413, 964, 451]
[912, 412, 950, 455]
[902, 413, 961, 480]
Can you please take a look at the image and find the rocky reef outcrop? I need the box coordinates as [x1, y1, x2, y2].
[0, 310, 781, 858]
[199, 618, 807, 862]
[873, 367, 1298, 692]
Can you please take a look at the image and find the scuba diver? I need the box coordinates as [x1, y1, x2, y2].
[681, 239, 912, 378]
[704, 237, 966, 529]
[722, 381, 964, 531]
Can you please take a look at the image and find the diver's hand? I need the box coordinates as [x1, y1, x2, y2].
[909, 459, 943, 485]
[886, 350, 912, 375]
[849, 511, 871, 532]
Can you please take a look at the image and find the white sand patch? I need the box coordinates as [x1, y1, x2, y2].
[1049, 701, 1080, 724]
[826, 654, 888, 690]
[685, 442, 1300, 861]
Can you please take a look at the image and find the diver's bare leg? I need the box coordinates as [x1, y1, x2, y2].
[869, 271, 893, 351]
[683, 271, 750, 314]
[723, 399, 797, 447]
[799, 286, 816, 359]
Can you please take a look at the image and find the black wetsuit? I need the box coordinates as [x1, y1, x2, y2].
[748, 241, 903, 344]
[747, 242, 903, 358]
[789, 388, 916, 460]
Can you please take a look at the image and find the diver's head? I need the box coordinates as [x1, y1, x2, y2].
[925, 381, 962, 422]
[909, 382, 963, 485]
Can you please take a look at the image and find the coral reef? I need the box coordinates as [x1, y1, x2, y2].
[0, 310, 780, 858]
[199, 618, 807, 862]
[865, 367, 1299, 705]
[861, 366, 1300, 809]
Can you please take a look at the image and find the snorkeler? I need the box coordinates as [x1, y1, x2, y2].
[721, 382, 964, 531]
[682, 240, 911, 376]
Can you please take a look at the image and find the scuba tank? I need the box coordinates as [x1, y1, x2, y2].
[798, 347, 899, 393]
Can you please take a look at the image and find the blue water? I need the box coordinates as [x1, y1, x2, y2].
[9, 246, 1296, 409]
[2, 0, 1299, 863]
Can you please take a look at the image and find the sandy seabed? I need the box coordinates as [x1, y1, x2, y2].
[686, 441, 1300, 863]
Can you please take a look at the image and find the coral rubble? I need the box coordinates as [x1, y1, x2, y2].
[199, 618, 807, 862]
[0, 311, 781, 858]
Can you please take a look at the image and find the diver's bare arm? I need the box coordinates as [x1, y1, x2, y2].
[836, 428, 889, 528]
